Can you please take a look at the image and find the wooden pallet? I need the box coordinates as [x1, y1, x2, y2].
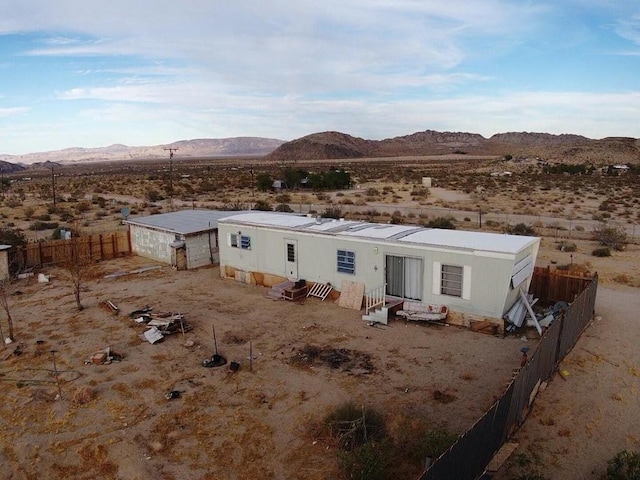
[307, 282, 333, 301]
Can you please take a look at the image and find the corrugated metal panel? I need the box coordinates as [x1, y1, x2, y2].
[127, 210, 239, 235]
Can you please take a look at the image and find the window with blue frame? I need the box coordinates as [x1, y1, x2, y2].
[337, 249, 355, 274]
[230, 233, 251, 250]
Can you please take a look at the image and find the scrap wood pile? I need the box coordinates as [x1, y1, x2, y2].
[129, 306, 192, 344]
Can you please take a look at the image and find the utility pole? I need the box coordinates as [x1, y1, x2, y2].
[50, 164, 57, 209]
[163, 147, 178, 202]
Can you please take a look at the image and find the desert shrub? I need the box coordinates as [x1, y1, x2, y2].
[35, 214, 51, 221]
[419, 428, 458, 459]
[5, 198, 21, 208]
[253, 200, 272, 211]
[505, 223, 536, 236]
[323, 206, 343, 219]
[464, 217, 471, 222]
[410, 187, 429, 198]
[23, 206, 36, 219]
[592, 247, 611, 257]
[0, 227, 27, 246]
[337, 440, 392, 480]
[593, 222, 628, 251]
[366, 187, 380, 196]
[221, 201, 249, 211]
[606, 450, 640, 480]
[29, 221, 59, 231]
[93, 196, 107, 208]
[574, 225, 585, 232]
[70, 386, 95, 406]
[613, 274, 632, 285]
[484, 219, 500, 228]
[425, 217, 456, 230]
[324, 402, 387, 450]
[275, 193, 292, 204]
[75, 200, 91, 213]
[146, 189, 162, 202]
[557, 241, 577, 252]
[275, 203, 293, 213]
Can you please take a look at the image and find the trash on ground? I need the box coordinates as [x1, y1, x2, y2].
[165, 390, 182, 400]
[128, 305, 192, 339]
[100, 300, 120, 315]
[202, 354, 227, 368]
[85, 346, 123, 365]
[141, 327, 164, 344]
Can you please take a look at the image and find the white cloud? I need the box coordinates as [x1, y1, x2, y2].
[0, 107, 29, 117]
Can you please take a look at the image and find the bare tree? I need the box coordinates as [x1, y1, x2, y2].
[61, 236, 92, 311]
[0, 261, 19, 346]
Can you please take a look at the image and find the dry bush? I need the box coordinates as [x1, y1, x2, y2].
[69, 386, 95, 406]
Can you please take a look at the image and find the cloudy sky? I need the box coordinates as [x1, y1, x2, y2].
[1, 1, 639, 154]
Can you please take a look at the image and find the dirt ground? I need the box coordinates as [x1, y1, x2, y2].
[1, 180, 639, 479]
[0, 256, 532, 480]
[494, 282, 640, 480]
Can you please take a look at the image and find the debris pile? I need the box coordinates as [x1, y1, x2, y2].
[129, 306, 192, 344]
[85, 346, 123, 365]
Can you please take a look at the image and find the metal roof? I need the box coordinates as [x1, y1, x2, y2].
[219, 212, 538, 254]
[126, 210, 243, 235]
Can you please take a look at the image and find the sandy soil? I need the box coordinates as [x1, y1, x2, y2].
[2, 181, 638, 479]
[494, 283, 640, 479]
[0, 256, 532, 480]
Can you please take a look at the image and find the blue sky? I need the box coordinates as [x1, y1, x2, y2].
[1, 0, 639, 154]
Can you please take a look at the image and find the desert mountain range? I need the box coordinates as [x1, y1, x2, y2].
[266, 130, 640, 165]
[1, 131, 639, 171]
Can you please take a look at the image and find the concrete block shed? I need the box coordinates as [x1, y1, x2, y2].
[218, 212, 540, 320]
[126, 210, 238, 270]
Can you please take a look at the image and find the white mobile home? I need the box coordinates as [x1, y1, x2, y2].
[126, 210, 234, 270]
[218, 212, 540, 320]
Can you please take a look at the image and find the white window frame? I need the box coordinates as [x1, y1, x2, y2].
[230, 233, 251, 250]
[433, 262, 471, 300]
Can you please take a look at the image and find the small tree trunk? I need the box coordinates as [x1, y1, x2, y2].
[74, 282, 83, 311]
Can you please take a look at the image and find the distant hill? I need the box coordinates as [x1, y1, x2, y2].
[266, 130, 640, 165]
[0, 137, 286, 165]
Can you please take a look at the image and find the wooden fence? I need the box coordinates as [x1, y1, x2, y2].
[528, 266, 595, 304]
[11, 231, 131, 269]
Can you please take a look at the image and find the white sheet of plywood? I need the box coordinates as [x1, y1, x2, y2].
[337, 280, 365, 310]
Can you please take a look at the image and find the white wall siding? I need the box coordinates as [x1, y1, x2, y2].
[219, 221, 530, 319]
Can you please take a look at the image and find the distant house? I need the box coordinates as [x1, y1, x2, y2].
[218, 213, 540, 320]
[126, 210, 234, 270]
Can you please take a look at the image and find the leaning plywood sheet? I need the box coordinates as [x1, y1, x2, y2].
[337, 280, 365, 310]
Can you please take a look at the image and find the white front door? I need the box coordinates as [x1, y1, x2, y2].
[285, 239, 298, 280]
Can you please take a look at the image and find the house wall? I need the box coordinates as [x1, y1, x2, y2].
[130, 225, 218, 269]
[219, 222, 534, 319]
[130, 225, 175, 264]
[0, 250, 9, 280]
[185, 231, 218, 269]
